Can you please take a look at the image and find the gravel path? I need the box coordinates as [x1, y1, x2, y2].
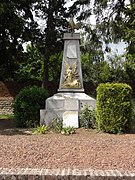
[0, 128, 135, 171]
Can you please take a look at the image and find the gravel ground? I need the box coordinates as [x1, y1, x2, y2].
[0, 128, 135, 171]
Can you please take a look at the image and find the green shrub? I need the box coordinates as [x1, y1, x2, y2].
[130, 98, 135, 132]
[13, 86, 48, 128]
[96, 83, 132, 134]
[61, 126, 75, 135]
[79, 105, 96, 129]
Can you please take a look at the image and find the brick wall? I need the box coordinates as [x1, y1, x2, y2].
[0, 168, 135, 180]
[0, 98, 13, 114]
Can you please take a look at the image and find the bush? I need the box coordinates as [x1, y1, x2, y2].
[130, 98, 135, 132]
[13, 86, 48, 128]
[96, 83, 132, 133]
[79, 105, 96, 129]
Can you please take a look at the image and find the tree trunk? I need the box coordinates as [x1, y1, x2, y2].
[42, 0, 53, 89]
[42, 55, 49, 89]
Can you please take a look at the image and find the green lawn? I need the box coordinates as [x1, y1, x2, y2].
[0, 114, 14, 119]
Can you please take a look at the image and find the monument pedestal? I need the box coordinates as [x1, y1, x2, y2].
[40, 33, 96, 128]
[40, 92, 96, 128]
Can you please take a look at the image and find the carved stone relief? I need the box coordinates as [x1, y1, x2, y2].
[61, 60, 81, 88]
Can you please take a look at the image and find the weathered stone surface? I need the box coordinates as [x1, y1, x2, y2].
[40, 109, 63, 125]
[46, 94, 65, 110]
[40, 92, 96, 127]
[67, 44, 77, 58]
[45, 92, 95, 111]
[64, 97, 78, 111]
[58, 33, 84, 92]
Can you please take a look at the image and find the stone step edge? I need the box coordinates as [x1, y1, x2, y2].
[0, 168, 135, 177]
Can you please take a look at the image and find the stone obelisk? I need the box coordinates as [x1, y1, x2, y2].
[40, 27, 96, 128]
[58, 33, 84, 92]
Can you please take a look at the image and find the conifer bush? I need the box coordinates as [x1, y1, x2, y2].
[13, 86, 48, 128]
[96, 83, 132, 133]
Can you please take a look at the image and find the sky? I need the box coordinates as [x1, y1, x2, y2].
[108, 42, 127, 55]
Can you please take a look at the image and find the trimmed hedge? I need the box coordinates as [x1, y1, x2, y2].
[13, 86, 48, 128]
[96, 83, 132, 133]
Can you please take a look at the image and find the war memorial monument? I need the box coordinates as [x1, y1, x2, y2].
[40, 19, 96, 128]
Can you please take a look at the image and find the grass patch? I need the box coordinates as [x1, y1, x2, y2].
[0, 114, 14, 119]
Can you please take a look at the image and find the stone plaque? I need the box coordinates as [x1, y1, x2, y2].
[67, 44, 77, 58]
[63, 111, 79, 128]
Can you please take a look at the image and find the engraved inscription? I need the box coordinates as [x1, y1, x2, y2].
[67, 44, 77, 58]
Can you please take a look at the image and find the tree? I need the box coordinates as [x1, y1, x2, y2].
[48, 52, 63, 82]
[70, 0, 135, 83]
[69, 1, 109, 84]
[81, 53, 111, 84]
[68, 0, 92, 20]
[0, 0, 40, 80]
[70, 0, 135, 49]
[35, 0, 68, 88]
[16, 44, 44, 81]
[93, 0, 135, 82]
[93, 0, 135, 53]
[80, 26, 107, 84]
[106, 53, 128, 82]
[124, 54, 135, 83]
[0, 0, 69, 87]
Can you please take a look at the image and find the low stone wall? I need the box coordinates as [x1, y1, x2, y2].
[0, 98, 13, 114]
[0, 168, 135, 180]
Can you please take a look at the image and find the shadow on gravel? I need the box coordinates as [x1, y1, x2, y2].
[0, 119, 32, 136]
[1, 118, 135, 136]
[0, 119, 14, 129]
[0, 128, 33, 136]
[0, 128, 32, 136]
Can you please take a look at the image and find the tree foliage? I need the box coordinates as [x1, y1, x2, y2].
[0, 0, 40, 80]
[106, 53, 128, 82]
[124, 54, 135, 83]
[16, 44, 44, 81]
[69, 0, 135, 84]
[70, 0, 135, 51]
[93, 0, 135, 83]
[34, 0, 68, 88]
[0, 0, 68, 85]
[1, 0, 135, 85]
